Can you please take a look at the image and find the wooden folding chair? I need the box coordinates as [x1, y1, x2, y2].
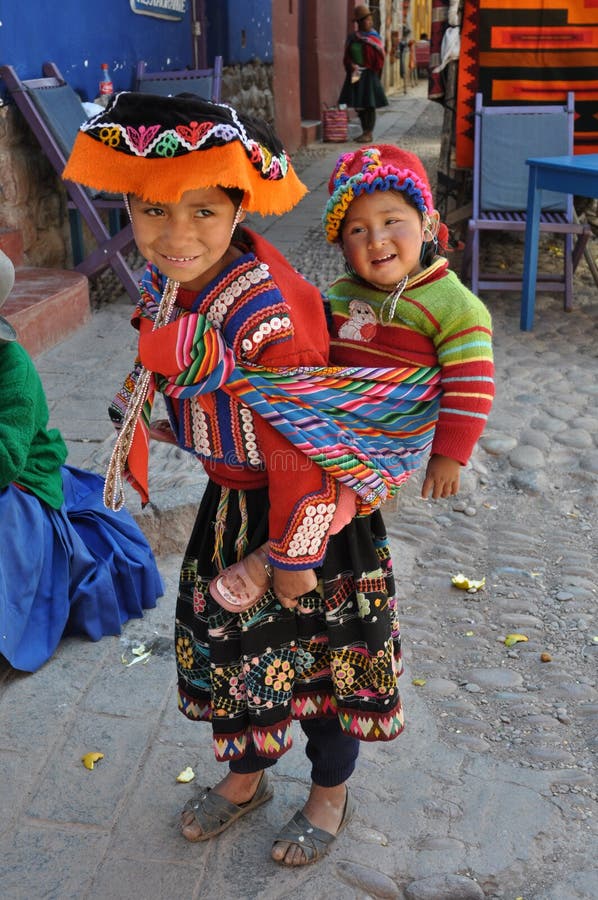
[461, 92, 591, 313]
[0, 62, 139, 302]
[135, 56, 223, 101]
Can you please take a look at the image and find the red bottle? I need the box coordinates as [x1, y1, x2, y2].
[99, 63, 113, 99]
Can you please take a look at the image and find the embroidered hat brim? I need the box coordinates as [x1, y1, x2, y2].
[63, 92, 308, 215]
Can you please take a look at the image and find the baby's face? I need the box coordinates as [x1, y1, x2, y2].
[342, 189, 426, 288]
[129, 186, 245, 293]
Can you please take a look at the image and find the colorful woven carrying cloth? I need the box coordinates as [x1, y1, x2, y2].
[104, 261, 442, 515]
[62, 92, 307, 215]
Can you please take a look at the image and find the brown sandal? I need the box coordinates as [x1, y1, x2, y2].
[272, 788, 355, 865]
[181, 771, 273, 842]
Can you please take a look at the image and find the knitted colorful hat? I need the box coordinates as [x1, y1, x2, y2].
[323, 144, 435, 243]
[63, 92, 307, 215]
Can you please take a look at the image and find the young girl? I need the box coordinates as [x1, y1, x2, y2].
[0, 249, 163, 673]
[323, 144, 495, 497]
[64, 94, 411, 867]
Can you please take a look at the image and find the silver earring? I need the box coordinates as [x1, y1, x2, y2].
[230, 206, 244, 236]
[123, 193, 132, 222]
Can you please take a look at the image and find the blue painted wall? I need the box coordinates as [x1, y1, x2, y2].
[0, 0, 193, 101]
[0, 0, 274, 103]
[206, 0, 272, 64]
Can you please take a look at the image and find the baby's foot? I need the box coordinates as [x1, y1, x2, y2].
[210, 545, 272, 611]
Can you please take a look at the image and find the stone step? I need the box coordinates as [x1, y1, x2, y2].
[3, 267, 90, 357]
[301, 119, 321, 145]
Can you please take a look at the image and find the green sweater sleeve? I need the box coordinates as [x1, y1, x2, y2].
[0, 342, 67, 508]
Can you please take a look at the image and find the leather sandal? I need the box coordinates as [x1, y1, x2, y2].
[181, 771, 273, 842]
[272, 788, 355, 866]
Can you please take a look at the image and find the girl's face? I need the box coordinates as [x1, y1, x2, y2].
[341, 189, 434, 289]
[129, 186, 244, 293]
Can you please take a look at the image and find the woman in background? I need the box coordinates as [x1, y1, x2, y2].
[338, 4, 388, 143]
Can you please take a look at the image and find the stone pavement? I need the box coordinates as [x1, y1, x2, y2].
[1, 82, 597, 900]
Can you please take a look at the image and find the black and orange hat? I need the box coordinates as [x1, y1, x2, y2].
[63, 91, 307, 215]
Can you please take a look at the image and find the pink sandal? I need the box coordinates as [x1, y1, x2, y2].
[210, 546, 273, 612]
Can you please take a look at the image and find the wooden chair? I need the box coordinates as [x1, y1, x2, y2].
[461, 92, 591, 313]
[135, 56, 223, 102]
[0, 62, 139, 302]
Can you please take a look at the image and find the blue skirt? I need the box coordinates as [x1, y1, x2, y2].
[0, 465, 164, 672]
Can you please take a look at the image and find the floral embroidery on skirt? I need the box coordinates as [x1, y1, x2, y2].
[175, 483, 404, 761]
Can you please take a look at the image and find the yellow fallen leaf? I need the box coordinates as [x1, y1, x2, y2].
[176, 766, 196, 783]
[464, 630, 475, 637]
[124, 649, 152, 667]
[81, 751, 104, 770]
[504, 633, 529, 647]
[451, 573, 486, 593]
[412, 678, 427, 686]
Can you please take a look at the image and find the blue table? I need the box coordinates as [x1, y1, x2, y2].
[521, 153, 598, 331]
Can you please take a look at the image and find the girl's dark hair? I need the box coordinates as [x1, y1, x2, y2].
[221, 186, 245, 209]
[221, 186, 245, 243]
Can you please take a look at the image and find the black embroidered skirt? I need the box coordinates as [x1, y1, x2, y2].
[175, 481, 404, 762]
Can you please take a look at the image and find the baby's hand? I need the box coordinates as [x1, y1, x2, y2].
[272, 567, 317, 610]
[421, 454, 461, 499]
